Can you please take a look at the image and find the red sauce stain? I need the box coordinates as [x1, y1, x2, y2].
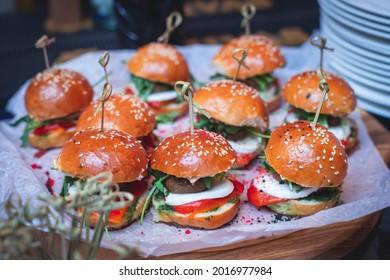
[140, 231, 144, 235]
[185, 230, 191, 235]
[34, 149, 47, 158]
[43, 171, 56, 197]
[31, 163, 41, 169]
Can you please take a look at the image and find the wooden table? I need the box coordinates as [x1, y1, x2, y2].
[98, 110, 389, 260]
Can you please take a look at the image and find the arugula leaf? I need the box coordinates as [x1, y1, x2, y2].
[209, 73, 228, 80]
[130, 75, 155, 101]
[261, 158, 276, 173]
[250, 73, 275, 92]
[294, 108, 329, 127]
[60, 176, 78, 197]
[195, 114, 241, 137]
[246, 127, 271, 139]
[203, 177, 213, 189]
[156, 111, 179, 124]
[202, 172, 228, 189]
[11, 115, 44, 147]
[139, 170, 168, 224]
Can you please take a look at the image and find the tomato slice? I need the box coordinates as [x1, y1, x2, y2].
[91, 180, 148, 224]
[147, 101, 163, 109]
[247, 184, 288, 207]
[172, 180, 244, 215]
[235, 152, 255, 167]
[33, 121, 76, 136]
[124, 86, 134, 95]
[340, 137, 349, 149]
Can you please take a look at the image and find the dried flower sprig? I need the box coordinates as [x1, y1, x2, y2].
[0, 172, 137, 259]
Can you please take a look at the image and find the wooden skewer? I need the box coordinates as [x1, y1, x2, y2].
[35, 35, 56, 70]
[157, 11, 183, 44]
[311, 69, 330, 129]
[98, 51, 110, 84]
[240, 3, 256, 35]
[174, 81, 195, 134]
[94, 83, 113, 132]
[232, 48, 249, 84]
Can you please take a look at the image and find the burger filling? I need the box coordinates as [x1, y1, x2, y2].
[195, 114, 268, 167]
[142, 170, 243, 221]
[11, 114, 78, 147]
[62, 176, 148, 225]
[210, 72, 279, 101]
[286, 107, 357, 148]
[248, 159, 341, 208]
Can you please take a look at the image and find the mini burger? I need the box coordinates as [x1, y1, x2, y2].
[212, 35, 285, 112]
[193, 80, 269, 169]
[76, 94, 157, 153]
[282, 70, 358, 153]
[148, 129, 244, 229]
[248, 120, 348, 216]
[54, 128, 149, 230]
[12, 68, 93, 149]
[127, 42, 190, 119]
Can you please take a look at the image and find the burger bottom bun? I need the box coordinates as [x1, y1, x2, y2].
[151, 100, 189, 118]
[28, 128, 76, 150]
[89, 189, 150, 231]
[264, 92, 282, 113]
[266, 191, 341, 216]
[151, 198, 240, 230]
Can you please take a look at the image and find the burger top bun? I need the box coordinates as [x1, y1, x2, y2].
[194, 80, 269, 130]
[25, 68, 93, 121]
[150, 129, 236, 178]
[77, 94, 156, 138]
[54, 128, 148, 183]
[213, 35, 285, 80]
[128, 42, 190, 85]
[282, 70, 356, 115]
[265, 120, 348, 188]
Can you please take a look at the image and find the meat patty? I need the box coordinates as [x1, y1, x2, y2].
[165, 176, 207, 194]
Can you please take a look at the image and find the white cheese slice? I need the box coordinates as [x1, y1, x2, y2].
[228, 136, 262, 154]
[259, 84, 277, 101]
[328, 118, 352, 141]
[146, 90, 178, 102]
[252, 172, 319, 199]
[165, 179, 234, 206]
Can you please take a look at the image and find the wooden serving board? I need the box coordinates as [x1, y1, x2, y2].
[97, 110, 389, 260]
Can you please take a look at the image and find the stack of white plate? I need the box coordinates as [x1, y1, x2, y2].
[318, 0, 390, 118]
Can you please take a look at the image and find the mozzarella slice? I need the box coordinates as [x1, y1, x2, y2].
[165, 179, 234, 206]
[259, 84, 277, 101]
[328, 118, 352, 141]
[252, 172, 319, 199]
[228, 136, 262, 154]
[146, 90, 178, 102]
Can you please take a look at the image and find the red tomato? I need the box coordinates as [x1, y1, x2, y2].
[340, 137, 349, 149]
[247, 184, 288, 207]
[235, 152, 255, 167]
[124, 86, 134, 95]
[172, 180, 244, 215]
[147, 101, 163, 109]
[33, 122, 76, 136]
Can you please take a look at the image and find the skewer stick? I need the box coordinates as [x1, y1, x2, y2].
[232, 48, 249, 84]
[240, 3, 256, 35]
[157, 11, 183, 44]
[98, 51, 110, 84]
[311, 69, 330, 129]
[174, 81, 195, 134]
[35, 35, 56, 70]
[94, 83, 113, 132]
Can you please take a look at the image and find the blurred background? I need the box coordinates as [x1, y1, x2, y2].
[0, 0, 389, 259]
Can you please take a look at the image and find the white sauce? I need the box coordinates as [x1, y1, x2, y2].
[165, 179, 234, 206]
[259, 84, 277, 101]
[252, 172, 319, 199]
[228, 136, 262, 154]
[146, 90, 178, 102]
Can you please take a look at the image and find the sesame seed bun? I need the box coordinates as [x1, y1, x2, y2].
[212, 35, 285, 80]
[54, 128, 148, 183]
[77, 94, 156, 138]
[150, 129, 236, 178]
[193, 80, 269, 130]
[128, 42, 190, 85]
[281, 70, 356, 115]
[25, 68, 93, 122]
[265, 120, 348, 188]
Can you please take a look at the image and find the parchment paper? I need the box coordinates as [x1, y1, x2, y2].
[1, 41, 389, 257]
